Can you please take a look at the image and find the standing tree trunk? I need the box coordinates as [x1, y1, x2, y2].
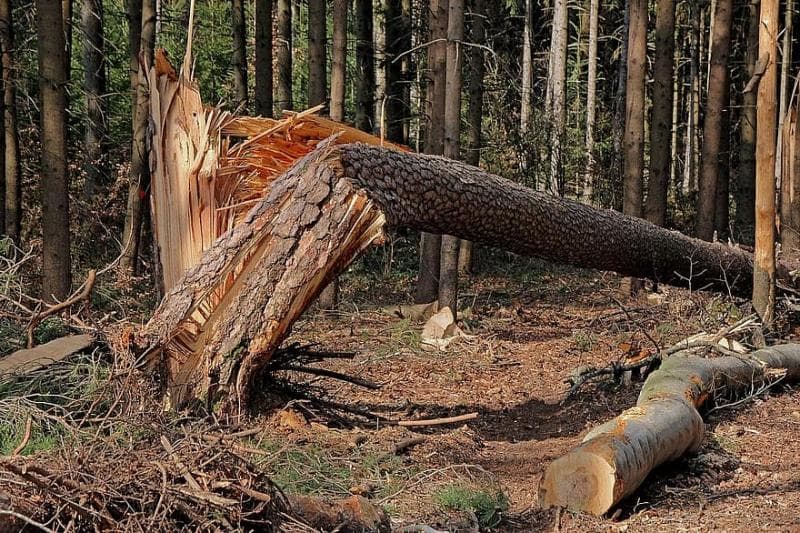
[82, 0, 107, 199]
[36, 0, 71, 300]
[355, 0, 375, 132]
[695, 0, 732, 241]
[753, 0, 778, 325]
[62, 0, 72, 79]
[320, 0, 348, 311]
[330, 0, 347, 122]
[777, 0, 793, 187]
[582, 0, 599, 205]
[520, 0, 533, 133]
[308, 0, 327, 109]
[415, 0, 448, 304]
[231, 0, 248, 110]
[255, 0, 273, 117]
[384, 0, 406, 142]
[715, 81, 731, 238]
[459, 0, 485, 274]
[438, 0, 463, 317]
[622, 0, 646, 218]
[546, 0, 568, 196]
[684, 3, 701, 193]
[644, 0, 675, 226]
[737, 4, 759, 244]
[120, 0, 155, 275]
[612, 0, 629, 193]
[0, 0, 18, 241]
[276, 0, 292, 112]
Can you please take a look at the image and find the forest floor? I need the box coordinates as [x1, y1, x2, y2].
[255, 252, 800, 532]
[3, 251, 800, 531]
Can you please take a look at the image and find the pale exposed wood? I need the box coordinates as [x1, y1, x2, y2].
[0, 334, 94, 375]
[540, 345, 800, 515]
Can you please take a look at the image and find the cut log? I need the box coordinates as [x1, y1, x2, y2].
[143, 138, 789, 409]
[539, 345, 800, 515]
[0, 334, 94, 375]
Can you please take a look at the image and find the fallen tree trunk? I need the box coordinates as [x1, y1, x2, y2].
[539, 344, 800, 515]
[143, 137, 790, 408]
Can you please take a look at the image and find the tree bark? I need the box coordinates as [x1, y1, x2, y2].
[754, 0, 778, 325]
[308, 0, 327, 109]
[384, 0, 407, 143]
[612, 0, 629, 191]
[780, 104, 800, 255]
[120, 0, 155, 275]
[36, 0, 71, 300]
[330, 0, 347, 122]
[540, 345, 800, 515]
[275, 0, 292, 112]
[231, 0, 248, 110]
[255, 0, 273, 117]
[415, 0, 448, 304]
[520, 0, 533, 133]
[715, 80, 731, 238]
[622, 0, 646, 217]
[546, 0, 568, 196]
[145, 140, 775, 409]
[355, 0, 375, 132]
[438, 0, 463, 316]
[0, 0, 19, 241]
[737, 2, 758, 244]
[459, 0, 486, 274]
[695, 0, 732, 241]
[644, 0, 674, 226]
[82, 0, 107, 199]
[582, 0, 599, 205]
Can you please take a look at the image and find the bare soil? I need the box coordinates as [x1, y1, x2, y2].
[257, 253, 800, 532]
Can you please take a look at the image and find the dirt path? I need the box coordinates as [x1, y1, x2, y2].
[260, 256, 800, 531]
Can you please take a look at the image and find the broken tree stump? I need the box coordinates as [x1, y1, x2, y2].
[538, 344, 800, 515]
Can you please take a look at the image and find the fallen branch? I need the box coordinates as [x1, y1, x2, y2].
[27, 270, 96, 348]
[539, 344, 800, 515]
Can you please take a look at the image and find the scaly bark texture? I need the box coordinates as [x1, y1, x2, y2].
[255, 0, 273, 117]
[754, 0, 778, 325]
[540, 345, 800, 515]
[622, 0, 646, 217]
[36, 0, 71, 300]
[0, 0, 18, 241]
[736, 2, 758, 244]
[695, 0, 732, 241]
[644, 0, 675, 226]
[145, 142, 777, 408]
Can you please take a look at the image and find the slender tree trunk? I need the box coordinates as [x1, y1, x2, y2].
[438, 0, 463, 316]
[736, 2, 758, 244]
[120, 0, 155, 274]
[753, 0, 778, 325]
[520, 0, 533, 133]
[582, 0, 599, 205]
[695, 0, 732, 241]
[400, 0, 412, 142]
[308, 0, 327, 108]
[714, 81, 731, 238]
[330, 0, 347, 122]
[777, 0, 793, 187]
[231, 0, 248, 110]
[255, 0, 273, 117]
[62, 0, 72, 80]
[320, 0, 346, 311]
[684, 4, 701, 193]
[276, 0, 292, 112]
[374, 0, 385, 126]
[127, 0, 142, 120]
[36, 0, 71, 300]
[613, 0, 629, 195]
[622, 0, 646, 218]
[0, 0, 19, 241]
[644, 0, 675, 226]
[384, 0, 407, 142]
[355, 0, 375, 131]
[82, 0, 106, 199]
[546, 0, 568, 196]
[415, 0, 448, 304]
[459, 0, 485, 274]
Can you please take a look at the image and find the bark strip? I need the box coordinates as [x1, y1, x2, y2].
[539, 345, 800, 515]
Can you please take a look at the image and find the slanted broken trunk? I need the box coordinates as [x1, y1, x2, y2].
[539, 345, 800, 515]
[143, 55, 795, 411]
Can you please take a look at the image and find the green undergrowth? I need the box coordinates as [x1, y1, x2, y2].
[433, 483, 509, 529]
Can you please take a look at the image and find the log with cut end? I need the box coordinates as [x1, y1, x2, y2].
[538, 345, 800, 515]
[144, 139, 796, 408]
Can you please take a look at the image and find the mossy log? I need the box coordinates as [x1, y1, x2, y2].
[539, 345, 800, 515]
[143, 138, 800, 408]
